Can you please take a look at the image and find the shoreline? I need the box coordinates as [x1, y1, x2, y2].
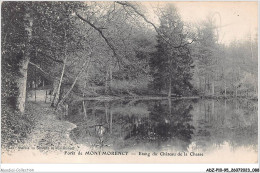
[76, 95, 257, 101]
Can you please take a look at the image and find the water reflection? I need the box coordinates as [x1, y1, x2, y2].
[65, 99, 257, 153]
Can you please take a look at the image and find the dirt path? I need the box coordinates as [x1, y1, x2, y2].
[16, 101, 79, 153]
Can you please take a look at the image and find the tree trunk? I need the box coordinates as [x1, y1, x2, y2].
[56, 56, 91, 108]
[17, 59, 30, 113]
[109, 62, 113, 91]
[17, 11, 33, 114]
[168, 98, 172, 116]
[207, 102, 210, 122]
[105, 102, 109, 123]
[42, 76, 45, 87]
[51, 30, 68, 107]
[168, 76, 172, 98]
[204, 76, 207, 94]
[110, 109, 113, 134]
[45, 90, 47, 103]
[105, 66, 109, 95]
[207, 75, 210, 95]
[51, 56, 68, 107]
[82, 101, 87, 118]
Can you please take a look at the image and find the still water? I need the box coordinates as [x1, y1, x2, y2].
[65, 98, 257, 156]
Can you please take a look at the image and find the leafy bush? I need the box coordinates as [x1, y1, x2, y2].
[1, 102, 36, 149]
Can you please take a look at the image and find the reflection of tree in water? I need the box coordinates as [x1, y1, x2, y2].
[67, 100, 195, 151]
[67, 101, 108, 149]
[123, 100, 195, 151]
[192, 99, 258, 152]
[67, 99, 257, 152]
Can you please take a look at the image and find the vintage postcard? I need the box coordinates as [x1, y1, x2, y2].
[1, 1, 258, 165]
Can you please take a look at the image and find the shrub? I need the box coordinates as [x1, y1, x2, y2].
[1, 102, 36, 150]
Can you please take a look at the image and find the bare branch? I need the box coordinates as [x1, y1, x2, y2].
[116, 1, 176, 47]
[29, 62, 55, 79]
[116, 1, 195, 49]
[116, 2, 160, 34]
[75, 12, 116, 57]
[75, 12, 123, 68]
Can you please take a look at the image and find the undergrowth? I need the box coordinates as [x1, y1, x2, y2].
[1, 102, 36, 150]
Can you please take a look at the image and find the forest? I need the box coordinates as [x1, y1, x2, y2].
[1, 1, 258, 148]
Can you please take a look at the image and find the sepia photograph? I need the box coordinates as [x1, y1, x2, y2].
[1, 0, 258, 167]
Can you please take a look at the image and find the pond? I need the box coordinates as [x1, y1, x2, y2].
[64, 98, 258, 157]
